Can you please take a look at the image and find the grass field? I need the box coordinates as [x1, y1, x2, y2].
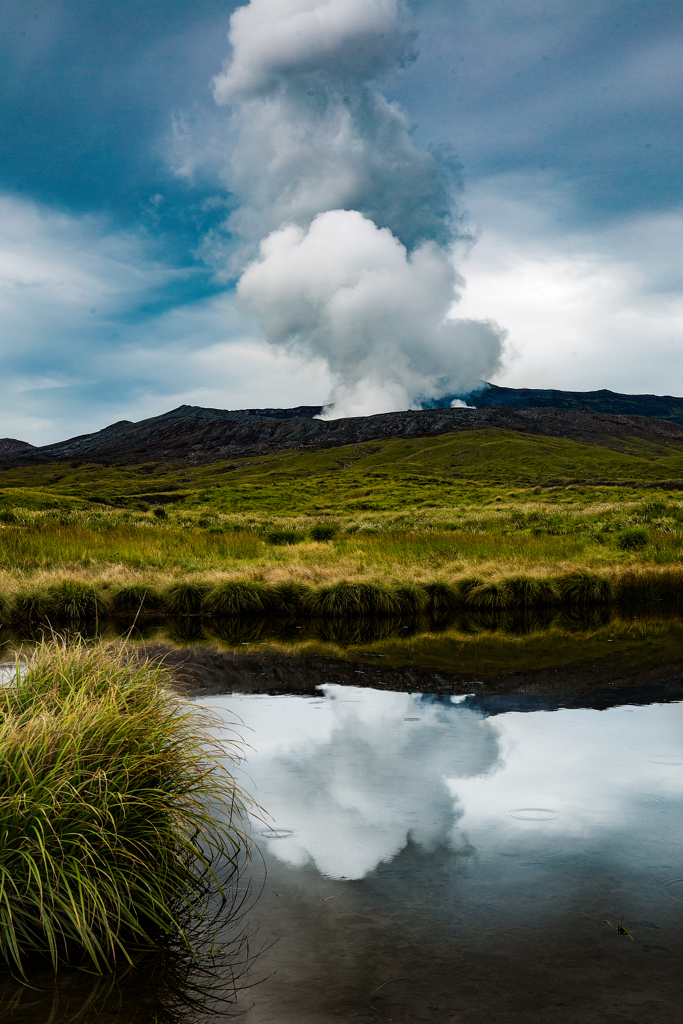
[3, 426, 683, 515]
[2, 427, 683, 623]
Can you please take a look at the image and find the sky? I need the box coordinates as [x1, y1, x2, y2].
[2, 0, 683, 443]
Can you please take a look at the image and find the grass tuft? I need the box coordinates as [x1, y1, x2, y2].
[617, 527, 649, 550]
[204, 580, 269, 616]
[110, 584, 162, 617]
[615, 566, 683, 606]
[269, 580, 313, 613]
[393, 583, 429, 614]
[503, 575, 560, 608]
[423, 581, 460, 612]
[164, 581, 212, 616]
[556, 569, 612, 604]
[42, 580, 105, 626]
[12, 589, 49, 626]
[0, 638, 249, 975]
[309, 524, 337, 542]
[264, 530, 301, 546]
[0, 591, 14, 625]
[308, 581, 399, 617]
[466, 581, 511, 610]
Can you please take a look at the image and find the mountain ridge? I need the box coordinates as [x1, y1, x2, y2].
[7, 400, 683, 466]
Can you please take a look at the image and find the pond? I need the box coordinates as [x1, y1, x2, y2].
[1, 622, 682, 1023]
[210, 679, 683, 1023]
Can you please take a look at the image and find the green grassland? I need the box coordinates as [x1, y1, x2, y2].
[3, 427, 683, 515]
[1, 427, 683, 625]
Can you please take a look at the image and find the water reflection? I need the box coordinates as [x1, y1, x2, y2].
[212, 687, 683, 882]
[0, 939, 255, 1024]
[1, 605, 668, 647]
[200, 685, 683, 1022]
[224, 687, 500, 879]
[5, 610, 683, 689]
[0, 842, 262, 1024]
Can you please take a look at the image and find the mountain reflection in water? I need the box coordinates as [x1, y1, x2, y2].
[204, 684, 683, 1024]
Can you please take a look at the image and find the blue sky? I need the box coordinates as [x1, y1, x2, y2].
[1, 0, 682, 442]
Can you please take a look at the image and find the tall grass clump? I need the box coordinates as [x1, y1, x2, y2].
[556, 569, 612, 605]
[617, 527, 649, 551]
[109, 583, 162, 617]
[0, 638, 249, 975]
[42, 580, 105, 626]
[164, 581, 212, 616]
[393, 583, 429, 615]
[308, 581, 400, 617]
[423, 581, 460, 612]
[263, 530, 301, 546]
[0, 591, 14, 626]
[204, 579, 269, 616]
[615, 566, 683, 607]
[503, 575, 560, 608]
[309, 524, 337, 542]
[269, 580, 312, 614]
[464, 581, 511, 610]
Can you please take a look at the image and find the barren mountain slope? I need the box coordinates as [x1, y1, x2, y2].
[9, 404, 683, 465]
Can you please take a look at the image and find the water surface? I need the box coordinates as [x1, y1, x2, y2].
[209, 681, 683, 1023]
[2, 628, 682, 1023]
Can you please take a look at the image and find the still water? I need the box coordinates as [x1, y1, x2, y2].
[2, 635, 683, 1023]
[205, 679, 683, 1023]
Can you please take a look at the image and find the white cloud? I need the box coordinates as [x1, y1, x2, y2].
[206, 686, 683, 884]
[456, 175, 683, 394]
[455, 702, 683, 841]
[237, 209, 505, 416]
[213, 0, 415, 103]
[207, 0, 506, 414]
[0, 193, 334, 444]
[212, 0, 453, 258]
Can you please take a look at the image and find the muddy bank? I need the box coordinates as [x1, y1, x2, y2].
[153, 643, 683, 710]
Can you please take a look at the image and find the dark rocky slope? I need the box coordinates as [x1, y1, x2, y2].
[8, 403, 683, 465]
[461, 382, 683, 423]
[230, 384, 683, 425]
[0, 438, 35, 456]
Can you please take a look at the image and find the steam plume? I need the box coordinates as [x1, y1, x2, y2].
[214, 0, 506, 416]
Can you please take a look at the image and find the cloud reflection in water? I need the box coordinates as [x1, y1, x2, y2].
[215, 686, 501, 879]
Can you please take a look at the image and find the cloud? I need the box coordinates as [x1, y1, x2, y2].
[237, 209, 505, 415]
[219, 686, 501, 880]
[212, 0, 454, 255]
[455, 174, 683, 395]
[396, 0, 683, 222]
[0, 192, 333, 443]
[213, 0, 416, 101]
[213, 0, 507, 414]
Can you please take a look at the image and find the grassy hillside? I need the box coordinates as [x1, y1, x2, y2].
[0, 427, 683, 628]
[3, 427, 683, 516]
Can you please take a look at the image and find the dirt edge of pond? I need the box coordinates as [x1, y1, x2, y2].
[150, 644, 683, 707]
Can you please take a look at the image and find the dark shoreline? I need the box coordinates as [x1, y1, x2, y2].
[153, 643, 683, 711]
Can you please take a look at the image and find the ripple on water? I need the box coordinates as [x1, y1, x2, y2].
[254, 829, 297, 840]
[509, 808, 560, 821]
[658, 876, 683, 905]
[648, 755, 683, 766]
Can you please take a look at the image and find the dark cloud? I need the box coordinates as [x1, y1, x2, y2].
[0, 0, 238, 254]
[392, 0, 683, 221]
